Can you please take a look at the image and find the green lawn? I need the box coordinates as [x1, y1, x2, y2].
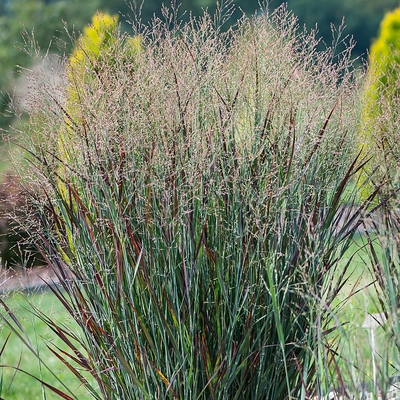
[0, 289, 94, 400]
[333, 232, 400, 388]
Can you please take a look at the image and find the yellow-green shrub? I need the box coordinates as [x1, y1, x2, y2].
[61, 12, 141, 162]
[66, 12, 118, 124]
[359, 7, 400, 201]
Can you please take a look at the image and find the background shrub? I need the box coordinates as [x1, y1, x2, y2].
[61, 11, 141, 168]
[359, 7, 400, 202]
[0, 174, 44, 269]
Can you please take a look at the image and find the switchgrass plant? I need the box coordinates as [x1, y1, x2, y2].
[3, 3, 372, 399]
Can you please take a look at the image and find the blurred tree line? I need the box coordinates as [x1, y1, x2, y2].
[0, 0, 399, 132]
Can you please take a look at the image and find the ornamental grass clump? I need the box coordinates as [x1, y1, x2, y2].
[3, 4, 369, 399]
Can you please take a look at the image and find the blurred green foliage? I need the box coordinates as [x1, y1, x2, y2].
[0, 0, 103, 131]
[286, 0, 399, 59]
